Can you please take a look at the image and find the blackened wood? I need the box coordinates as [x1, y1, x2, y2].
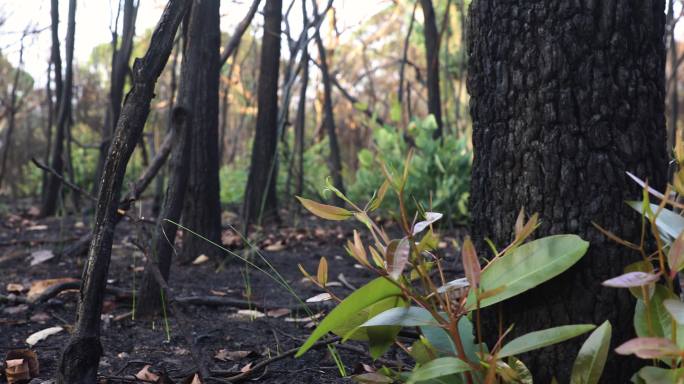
[419, 0, 443, 138]
[41, 0, 76, 217]
[179, 0, 223, 263]
[56, 2, 189, 382]
[467, 0, 668, 380]
[136, 107, 191, 318]
[243, 0, 283, 226]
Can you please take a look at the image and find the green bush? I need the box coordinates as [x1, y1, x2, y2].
[349, 116, 471, 224]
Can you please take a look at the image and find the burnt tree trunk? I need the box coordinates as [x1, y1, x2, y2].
[467, 1, 668, 382]
[420, 0, 443, 138]
[93, 0, 139, 196]
[136, 107, 190, 318]
[243, 0, 283, 226]
[313, 1, 345, 204]
[179, 0, 223, 263]
[41, 0, 75, 217]
[56, 2, 188, 382]
[291, 1, 309, 208]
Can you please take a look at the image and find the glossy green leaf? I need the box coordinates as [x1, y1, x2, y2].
[296, 277, 402, 357]
[361, 307, 441, 328]
[499, 324, 596, 358]
[406, 357, 471, 384]
[627, 201, 684, 244]
[635, 366, 684, 384]
[338, 296, 404, 342]
[570, 321, 612, 384]
[465, 235, 589, 309]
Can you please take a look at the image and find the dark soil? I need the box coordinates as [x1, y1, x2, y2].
[0, 199, 465, 383]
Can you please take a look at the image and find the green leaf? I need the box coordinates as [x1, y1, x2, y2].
[466, 235, 589, 310]
[570, 321, 612, 384]
[361, 307, 442, 328]
[507, 357, 533, 384]
[296, 196, 352, 221]
[338, 296, 404, 342]
[664, 299, 684, 325]
[499, 324, 596, 358]
[352, 372, 393, 383]
[627, 201, 684, 244]
[634, 285, 679, 339]
[296, 277, 402, 357]
[635, 366, 684, 384]
[406, 357, 471, 384]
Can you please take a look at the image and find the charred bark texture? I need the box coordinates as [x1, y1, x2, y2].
[93, 0, 139, 196]
[178, 0, 223, 263]
[57, 2, 188, 382]
[137, 107, 190, 318]
[420, 0, 443, 138]
[243, 0, 283, 226]
[41, 0, 76, 217]
[467, 1, 667, 381]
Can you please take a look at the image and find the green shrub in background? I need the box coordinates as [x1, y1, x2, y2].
[349, 115, 471, 224]
[219, 137, 334, 206]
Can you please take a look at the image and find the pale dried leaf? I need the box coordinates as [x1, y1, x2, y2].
[27, 278, 79, 301]
[26, 326, 63, 346]
[135, 365, 160, 382]
[266, 308, 291, 318]
[29, 250, 54, 266]
[6, 283, 24, 293]
[192, 254, 209, 265]
[306, 293, 332, 303]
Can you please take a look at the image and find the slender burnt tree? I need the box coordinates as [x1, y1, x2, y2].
[243, 0, 282, 226]
[312, 1, 344, 203]
[419, 0, 443, 138]
[179, 0, 223, 263]
[468, 0, 668, 381]
[57, 2, 188, 382]
[41, 0, 75, 217]
[93, 0, 139, 196]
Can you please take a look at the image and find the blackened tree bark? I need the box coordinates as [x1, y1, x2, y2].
[93, 0, 139, 196]
[56, 2, 188, 382]
[136, 106, 190, 318]
[41, 0, 75, 217]
[419, 0, 443, 138]
[50, 0, 63, 111]
[291, 1, 309, 207]
[179, 0, 223, 263]
[467, 1, 667, 381]
[243, 0, 282, 226]
[313, 0, 345, 204]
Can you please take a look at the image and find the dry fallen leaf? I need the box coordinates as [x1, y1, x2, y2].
[30, 250, 55, 266]
[266, 308, 290, 318]
[306, 293, 332, 303]
[240, 362, 253, 373]
[27, 278, 79, 301]
[26, 225, 48, 231]
[30, 312, 51, 323]
[214, 349, 254, 361]
[284, 312, 324, 323]
[5, 283, 24, 293]
[192, 254, 209, 265]
[231, 309, 265, 320]
[190, 373, 202, 384]
[264, 241, 286, 252]
[26, 326, 63, 346]
[210, 290, 227, 297]
[135, 365, 160, 382]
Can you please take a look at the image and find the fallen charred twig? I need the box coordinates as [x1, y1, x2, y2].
[210, 336, 341, 382]
[174, 295, 334, 312]
[0, 280, 130, 305]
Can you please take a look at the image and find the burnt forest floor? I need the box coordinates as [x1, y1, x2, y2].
[0, 198, 466, 383]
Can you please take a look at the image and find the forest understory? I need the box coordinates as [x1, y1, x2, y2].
[0, 198, 465, 383]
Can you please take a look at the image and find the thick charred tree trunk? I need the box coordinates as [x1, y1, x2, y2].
[56, 2, 188, 382]
[313, 1, 345, 204]
[179, 0, 223, 263]
[93, 0, 138, 196]
[136, 107, 190, 318]
[243, 0, 283, 226]
[41, 0, 75, 217]
[420, 0, 443, 138]
[467, 1, 668, 381]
